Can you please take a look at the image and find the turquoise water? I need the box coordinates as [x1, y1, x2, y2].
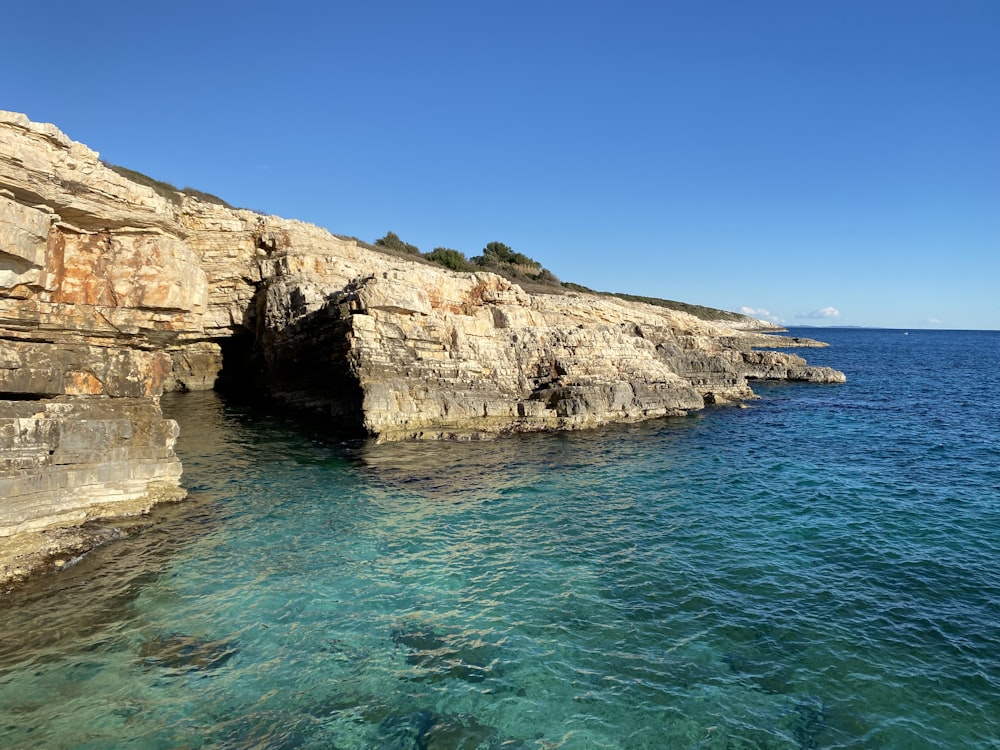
[2, 328, 999, 749]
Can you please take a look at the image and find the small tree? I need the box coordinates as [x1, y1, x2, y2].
[482, 241, 516, 264]
[473, 241, 541, 272]
[468, 240, 559, 286]
[375, 231, 420, 255]
[424, 247, 470, 271]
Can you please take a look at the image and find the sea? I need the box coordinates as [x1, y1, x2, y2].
[1, 327, 999, 749]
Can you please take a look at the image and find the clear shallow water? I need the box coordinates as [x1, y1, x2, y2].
[2, 328, 999, 749]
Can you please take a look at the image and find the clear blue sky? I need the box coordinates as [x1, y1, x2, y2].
[4, 1, 998, 329]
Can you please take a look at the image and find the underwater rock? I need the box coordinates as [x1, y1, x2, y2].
[391, 623, 501, 684]
[788, 695, 829, 750]
[375, 710, 437, 750]
[137, 633, 239, 673]
[375, 709, 498, 750]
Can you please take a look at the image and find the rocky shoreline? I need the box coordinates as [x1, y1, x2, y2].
[0, 112, 844, 588]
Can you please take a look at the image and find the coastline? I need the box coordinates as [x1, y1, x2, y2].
[0, 111, 844, 589]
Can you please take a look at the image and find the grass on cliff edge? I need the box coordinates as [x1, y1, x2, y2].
[101, 162, 234, 208]
[559, 283, 752, 323]
[356, 233, 753, 325]
[96, 161, 754, 326]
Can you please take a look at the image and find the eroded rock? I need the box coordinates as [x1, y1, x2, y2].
[1, 111, 845, 585]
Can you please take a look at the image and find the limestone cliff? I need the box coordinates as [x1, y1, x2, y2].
[0, 111, 844, 585]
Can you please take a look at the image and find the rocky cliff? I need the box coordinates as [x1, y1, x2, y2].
[0, 111, 844, 586]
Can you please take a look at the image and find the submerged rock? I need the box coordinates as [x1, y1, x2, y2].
[789, 695, 830, 750]
[375, 709, 498, 750]
[137, 633, 239, 673]
[391, 623, 502, 684]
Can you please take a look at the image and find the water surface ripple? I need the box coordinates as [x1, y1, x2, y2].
[1, 328, 998, 748]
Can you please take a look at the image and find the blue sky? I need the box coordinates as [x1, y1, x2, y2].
[4, 1, 997, 329]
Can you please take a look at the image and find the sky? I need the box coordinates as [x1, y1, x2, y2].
[3, 0, 998, 329]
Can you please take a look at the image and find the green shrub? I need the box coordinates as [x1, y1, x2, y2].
[481, 241, 515, 264]
[469, 241, 558, 286]
[424, 247, 471, 271]
[375, 231, 421, 255]
[533, 268, 560, 285]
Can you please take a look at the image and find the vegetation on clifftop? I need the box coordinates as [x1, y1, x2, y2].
[424, 247, 469, 270]
[374, 231, 421, 256]
[469, 241, 560, 285]
[369, 235, 561, 288]
[374, 231, 751, 323]
[101, 162, 234, 208]
[561, 283, 751, 323]
[93, 158, 755, 326]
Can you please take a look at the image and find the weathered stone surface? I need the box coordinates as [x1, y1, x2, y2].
[1, 112, 207, 583]
[1, 111, 845, 584]
[249, 266, 845, 441]
[0, 111, 181, 233]
[0, 397, 184, 586]
[167, 341, 224, 392]
[0, 340, 171, 397]
[0, 193, 50, 294]
[738, 350, 848, 383]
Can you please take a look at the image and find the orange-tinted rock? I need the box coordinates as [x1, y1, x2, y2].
[64, 370, 104, 395]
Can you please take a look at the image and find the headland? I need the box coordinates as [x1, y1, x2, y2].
[0, 112, 844, 587]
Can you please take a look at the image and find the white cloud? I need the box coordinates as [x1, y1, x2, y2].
[797, 306, 841, 320]
[926, 318, 943, 326]
[740, 306, 784, 324]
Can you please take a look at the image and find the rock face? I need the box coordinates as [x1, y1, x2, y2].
[0, 112, 203, 584]
[249, 259, 844, 441]
[0, 111, 845, 584]
[0, 397, 183, 533]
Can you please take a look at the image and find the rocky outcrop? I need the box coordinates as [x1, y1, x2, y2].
[257, 271, 728, 440]
[249, 265, 844, 441]
[0, 111, 844, 585]
[0, 112, 205, 585]
[0, 397, 184, 582]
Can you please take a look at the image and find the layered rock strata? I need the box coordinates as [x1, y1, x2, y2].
[0, 397, 184, 580]
[250, 263, 844, 441]
[0, 112, 209, 585]
[0, 111, 844, 584]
